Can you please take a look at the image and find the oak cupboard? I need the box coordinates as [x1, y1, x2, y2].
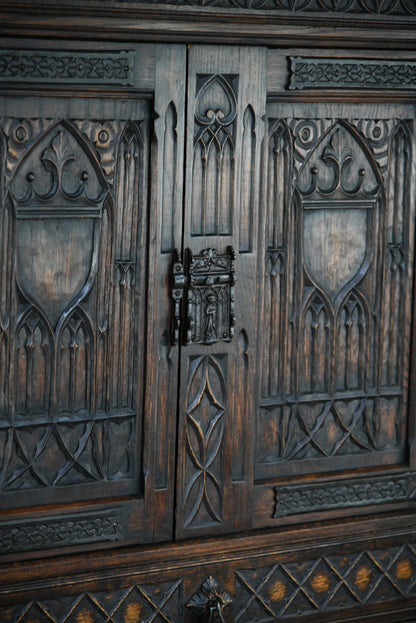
[1, 3, 416, 621]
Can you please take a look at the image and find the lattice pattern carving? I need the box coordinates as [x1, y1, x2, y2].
[2, 580, 183, 623]
[235, 544, 416, 622]
[184, 355, 226, 528]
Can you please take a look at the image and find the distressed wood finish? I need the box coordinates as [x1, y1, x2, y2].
[1, 7, 416, 623]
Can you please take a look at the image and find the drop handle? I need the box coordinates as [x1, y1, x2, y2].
[186, 576, 232, 623]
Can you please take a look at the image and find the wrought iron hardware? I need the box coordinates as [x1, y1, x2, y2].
[186, 576, 232, 623]
[170, 247, 236, 346]
[170, 249, 186, 345]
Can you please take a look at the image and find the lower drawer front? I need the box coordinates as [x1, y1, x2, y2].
[2, 523, 416, 623]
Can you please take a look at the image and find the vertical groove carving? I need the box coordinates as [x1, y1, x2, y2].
[112, 121, 142, 411]
[57, 309, 92, 414]
[0, 127, 12, 423]
[239, 105, 255, 252]
[336, 291, 369, 392]
[382, 123, 410, 388]
[232, 329, 248, 481]
[16, 310, 52, 416]
[192, 74, 238, 236]
[300, 292, 332, 395]
[262, 121, 291, 401]
[184, 355, 226, 528]
[162, 102, 178, 253]
[155, 331, 172, 489]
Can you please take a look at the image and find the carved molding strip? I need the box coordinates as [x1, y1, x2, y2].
[289, 57, 416, 90]
[0, 508, 122, 553]
[274, 473, 416, 517]
[0, 50, 134, 86]
[91, 0, 416, 15]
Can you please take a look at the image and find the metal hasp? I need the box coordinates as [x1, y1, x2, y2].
[170, 249, 186, 345]
[186, 576, 233, 623]
[185, 247, 236, 345]
[171, 247, 236, 346]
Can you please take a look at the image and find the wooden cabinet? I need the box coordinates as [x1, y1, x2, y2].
[1, 6, 416, 622]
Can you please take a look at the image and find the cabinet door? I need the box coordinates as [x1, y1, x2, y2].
[0, 43, 186, 557]
[253, 51, 416, 531]
[174, 45, 416, 541]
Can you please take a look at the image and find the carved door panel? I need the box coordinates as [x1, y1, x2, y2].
[253, 63, 416, 529]
[175, 45, 267, 538]
[0, 43, 187, 556]
[174, 46, 416, 540]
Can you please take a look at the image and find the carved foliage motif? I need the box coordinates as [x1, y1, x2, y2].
[0, 509, 121, 553]
[258, 117, 413, 470]
[2, 580, 183, 623]
[192, 74, 238, 236]
[0, 50, 133, 85]
[290, 57, 416, 90]
[235, 544, 416, 621]
[274, 473, 416, 517]
[184, 355, 226, 528]
[0, 115, 148, 495]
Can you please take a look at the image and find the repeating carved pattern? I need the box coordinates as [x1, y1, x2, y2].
[235, 544, 416, 621]
[290, 57, 416, 90]
[2, 580, 183, 623]
[184, 355, 227, 528]
[0, 116, 148, 497]
[274, 473, 416, 517]
[258, 117, 413, 473]
[0, 50, 133, 85]
[0, 509, 121, 553]
[128, 0, 416, 13]
[191, 74, 238, 236]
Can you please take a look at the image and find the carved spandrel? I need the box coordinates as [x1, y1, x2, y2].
[192, 74, 238, 237]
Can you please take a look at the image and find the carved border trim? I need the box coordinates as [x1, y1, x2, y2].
[274, 473, 416, 517]
[289, 57, 416, 90]
[0, 50, 134, 86]
[0, 508, 122, 553]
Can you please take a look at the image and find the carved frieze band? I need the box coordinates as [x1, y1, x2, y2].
[235, 542, 416, 621]
[289, 57, 416, 90]
[274, 473, 416, 518]
[2, 579, 183, 623]
[0, 50, 134, 85]
[0, 508, 122, 553]
[115, 0, 416, 15]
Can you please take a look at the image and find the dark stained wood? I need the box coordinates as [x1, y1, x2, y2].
[1, 6, 416, 623]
